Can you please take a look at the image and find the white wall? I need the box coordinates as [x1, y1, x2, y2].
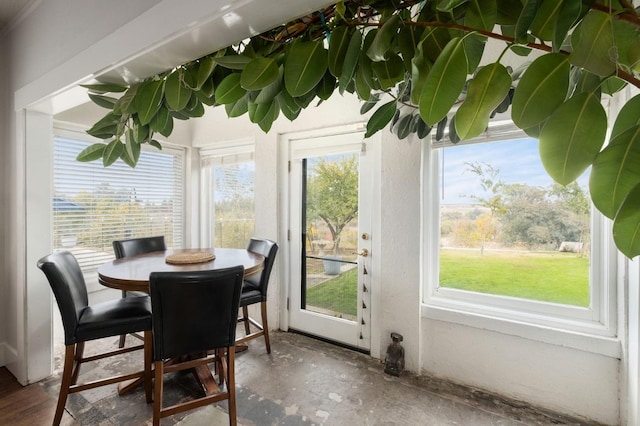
[0, 34, 9, 367]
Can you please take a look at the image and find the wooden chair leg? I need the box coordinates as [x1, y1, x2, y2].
[118, 334, 127, 348]
[53, 345, 76, 426]
[227, 347, 237, 426]
[261, 302, 271, 354]
[153, 360, 164, 426]
[70, 342, 85, 385]
[144, 331, 153, 403]
[242, 306, 250, 335]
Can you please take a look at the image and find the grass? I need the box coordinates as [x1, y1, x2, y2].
[440, 249, 590, 306]
[306, 268, 358, 316]
[305, 249, 590, 313]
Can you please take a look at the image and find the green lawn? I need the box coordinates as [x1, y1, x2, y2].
[305, 249, 590, 312]
[440, 249, 590, 306]
[306, 268, 358, 316]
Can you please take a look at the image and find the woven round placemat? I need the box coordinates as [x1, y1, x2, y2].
[165, 251, 216, 265]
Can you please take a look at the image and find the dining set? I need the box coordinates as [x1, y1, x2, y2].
[37, 236, 278, 426]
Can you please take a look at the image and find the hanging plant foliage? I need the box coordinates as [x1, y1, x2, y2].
[80, 0, 640, 258]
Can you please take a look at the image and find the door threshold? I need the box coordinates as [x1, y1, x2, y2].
[287, 328, 370, 355]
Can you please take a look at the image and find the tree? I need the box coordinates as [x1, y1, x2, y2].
[306, 156, 358, 255]
[464, 162, 505, 254]
[80, 1, 640, 258]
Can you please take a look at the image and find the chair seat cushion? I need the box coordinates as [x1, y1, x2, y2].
[239, 288, 262, 307]
[76, 295, 152, 343]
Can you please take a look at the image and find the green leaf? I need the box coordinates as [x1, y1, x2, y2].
[365, 100, 397, 138]
[396, 114, 414, 140]
[132, 120, 149, 143]
[254, 67, 282, 104]
[455, 63, 512, 140]
[570, 10, 616, 77]
[397, 26, 419, 71]
[123, 135, 141, 168]
[284, 41, 328, 97]
[416, 116, 432, 138]
[411, 39, 431, 105]
[213, 55, 252, 70]
[511, 53, 569, 129]
[371, 54, 405, 90]
[539, 93, 607, 185]
[465, 0, 497, 32]
[339, 30, 362, 94]
[611, 94, 640, 140]
[554, 0, 582, 51]
[590, 125, 640, 219]
[164, 69, 192, 111]
[277, 92, 301, 121]
[214, 73, 247, 104]
[360, 94, 380, 114]
[114, 83, 140, 115]
[328, 26, 352, 77]
[76, 143, 106, 162]
[602, 76, 626, 96]
[196, 56, 217, 89]
[437, 0, 469, 12]
[88, 93, 118, 109]
[514, 0, 539, 43]
[419, 37, 468, 126]
[529, 0, 563, 41]
[241, 57, 279, 90]
[316, 72, 336, 101]
[613, 183, 640, 258]
[103, 139, 124, 167]
[135, 79, 165, 126]
[248, 99, 274, 123]
[257, 101, 279, 133]
[150, 106, 173, 137]
[226, 94, 250, 117]
[366, 15, 400, 62]
[149, 139, 163, 150]
[463, 34, 487, 73]
[86, 112, 121, 139]
[81, 83, 127, 93]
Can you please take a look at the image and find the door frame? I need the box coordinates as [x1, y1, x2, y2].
[278, 123, 382, 358]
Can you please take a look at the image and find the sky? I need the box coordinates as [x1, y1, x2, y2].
[440, 138, 590, 205]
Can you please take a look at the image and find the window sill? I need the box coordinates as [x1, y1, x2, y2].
[421, 299, 621, 359]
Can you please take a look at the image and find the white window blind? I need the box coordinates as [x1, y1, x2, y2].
[53, 135, 185, 273]
[200, 145, 255, 249]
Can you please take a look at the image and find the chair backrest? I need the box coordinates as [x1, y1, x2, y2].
[112, 236, 166, 259]
[149, 266, 244, 361]
[37, 251, 89, 345]
[245, 238, 279, 299]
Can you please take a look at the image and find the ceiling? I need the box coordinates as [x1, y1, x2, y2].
[0, 0, 36, 34]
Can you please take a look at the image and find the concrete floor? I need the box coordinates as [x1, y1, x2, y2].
[39, 329, 598, 426]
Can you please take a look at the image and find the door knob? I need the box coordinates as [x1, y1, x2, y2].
[352, 248, 368, 257]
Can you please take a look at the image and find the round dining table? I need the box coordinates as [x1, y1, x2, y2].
[98, 248, 264, 293]
[97, 247, 264, 396]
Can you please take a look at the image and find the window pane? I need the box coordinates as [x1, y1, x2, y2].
[212, 162, 255, 249]
[439, 138, 590, 306]
[53, 136, 184, 272]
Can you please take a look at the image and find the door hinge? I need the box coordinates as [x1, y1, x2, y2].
[287, 229, 291, 241]
[288, 160, 291, 172]
[287, 297, 290, 310]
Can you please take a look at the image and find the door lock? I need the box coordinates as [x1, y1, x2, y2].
[352, 248, 369, 257]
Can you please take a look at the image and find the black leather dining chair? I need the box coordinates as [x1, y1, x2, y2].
[149, 266, 244, 426]
[112, 235, 166, 347]
[236, 238, 278, 353]
[37, 251, 152, 426]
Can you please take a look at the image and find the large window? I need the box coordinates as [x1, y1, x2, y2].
[423, 121, 616, 343]
[53, 130, 185, 274]
[200, 142, 255, 249]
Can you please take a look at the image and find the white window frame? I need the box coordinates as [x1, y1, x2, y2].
[199, 138, 255, 248]
[52, 123, 187, 287]
[421, 121, 619, 357]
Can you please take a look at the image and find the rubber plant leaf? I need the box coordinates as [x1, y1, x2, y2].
[570, 10, 616, 77]
[613, 183, 640, 259]
[436, 0, 470, 12]
[81, 83, 127, 93]
[135, 79, 165, 126]
[88, 94, 118, 109]
[114, 83, 140, 115]
[396, 114, 414, 140]
[366, 14, 400, 62]
[590, 125, 640, 219]
[165, 69, 192, 111]
[284, 40, 328, 97]
[371, 53, 405, 90]
[529, 0, 563, 41]
[248, 99, 274, 124]
[213, 55, 252, 70]
[539, 92, 607, 185]
[241, 57, 279, 91]
[455, 62, 512, 140]
[611, 94, 640, 140]
[255, 66, 283, 104]
[464, 0, 497, 32]
[419, 37, 468, 126]
[410, 38, 431, 105]
[339, 30, 362, 95]
[123, 133, 141, 168]
[365, 100, 397, 138]
[397, 26, 419, 71]
[103, 138, 124, 167]
[214, 73, 247, 104]
[76, 143, 106, 162]
[553, 0, 581, 51]
[511, 53, 569, 129]
[277, 92, 301, 121]
[514, 0, 539, 43]
[257, 100, 279, 133]
[328, 26, 352, 77]
[196, 56, 217, 90]
[86, 112, 120, 139]
[150, 106, 174, 137]
[225, 94, 250, 118]
[316, 72, 337, 101]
